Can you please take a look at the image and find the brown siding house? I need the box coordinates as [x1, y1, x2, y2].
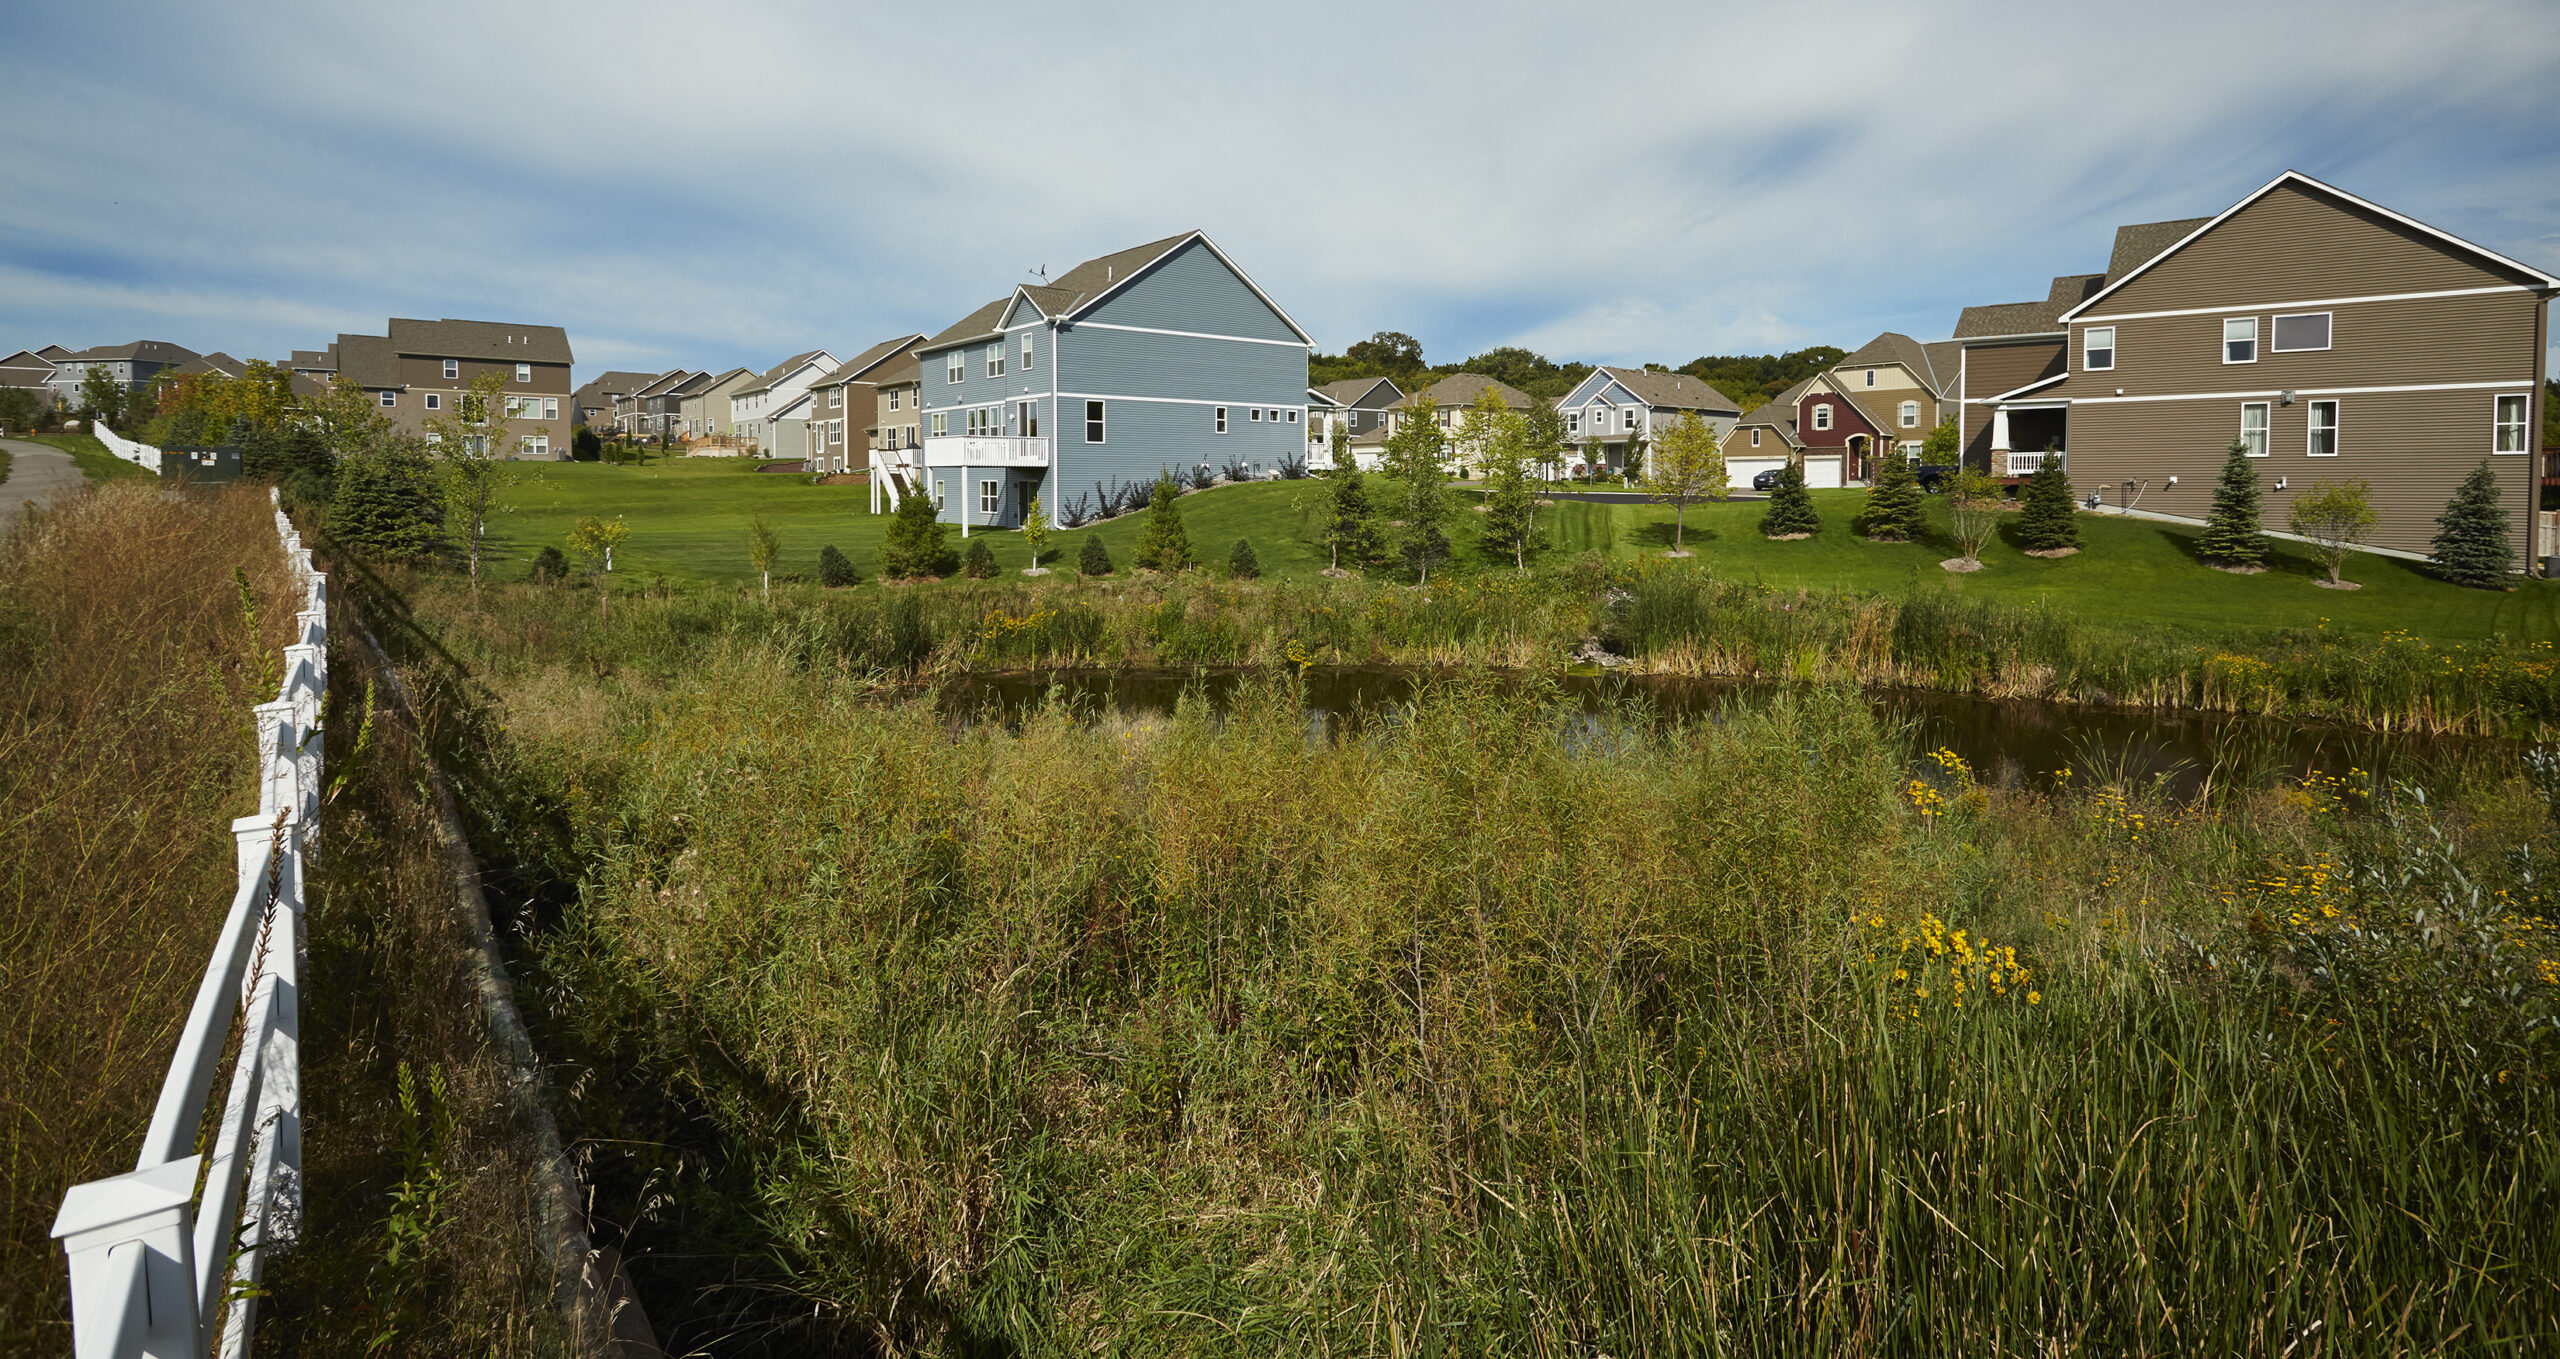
[322, 318, 575, 458]
[1978, 172, 2557, 569]
[806, 333, 930, 476]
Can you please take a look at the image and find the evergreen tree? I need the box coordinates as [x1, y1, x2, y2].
[2197, 441, 2268, 566]
[880, 486, 954, 578]
[818, 544, 857, 587]
[1321, 462, 1379, 570]
[328, 444, 445, 561]
[1758, 460, 1821, 537]
[1383, 397, 1453, 581]
[1228, 537, 1261, 579]
[1861, 448, 1926, 541]
[963, 536, 1000, 579]
[1078, 533, 1113, 577]
[2431, 459, 2512, 588]
[530, 545, 569, 583]
[1132, 473, 1195, 571]
[2014, 450, 2081, 551]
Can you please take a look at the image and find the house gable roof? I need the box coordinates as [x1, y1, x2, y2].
[1388, 372, 1533, 411]
[930, 231, 1312, 352]
[1832, 333, 1960, 397]
[2063, 170, 2560, 322]
[811, 333, 929, 388]
[918, 299, 1011, 355]
[1584, 365, 1741, 414]
[63, 340, 201, 365]
[575, 370, 663, 404]
[1313, 376, 1403, 408]
[1732, 377, 1814, 447]
[736, 349, 830, 397]
[386, 318, 573, 366]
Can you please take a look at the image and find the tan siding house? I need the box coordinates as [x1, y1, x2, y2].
[1990, 172, 2557, 568]
[325, 319, 575, 458]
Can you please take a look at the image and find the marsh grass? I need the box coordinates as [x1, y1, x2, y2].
[0, 483, 295, 1349]
[421, 601, 2560, 1356]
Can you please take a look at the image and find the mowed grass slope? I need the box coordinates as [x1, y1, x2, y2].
[475, 461, 2560, 644]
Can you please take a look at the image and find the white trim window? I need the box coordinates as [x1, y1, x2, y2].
[2494, 394, 2529, 454]
[1249, 407, 1262, 422]
[1214, 406, 1228, 434]
[1566, 410, 1581, 435]
[1897, 441, 1923, 458]
[2239, 401, 2270, 457]
[516, 363, 531, 382]
[2083, 326, 2116, 371]
[2307, 400, 2340, 456]
[930, 411, 948, 437]
[544, 398, 558, 419]
[947, 351, 965, 384]
[378, 390, 396, 408]
[1899, 400, 1919, 427]
[1021, 333, 1034, 371]
[2223, 317, 2258, 364]
[1288, 410, 1299, 424]
[980, 479, 1001, 515]
[1622, 408, 1638, 433]
[443, 359, 459, 379]
[1084, 399, 1105, 444]
[887, 389, 901, 411]
[2272, 312, 2332, 353]
[1749, 428, 1762, 448]
[1812, 403, 1832, 431]
[424, 392, 441, 411]
[1017, 400, 1039, 437]
[986, 344, 1004, 378]
[520, 434, 549, 458]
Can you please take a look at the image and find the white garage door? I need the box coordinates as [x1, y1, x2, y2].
[1802, 456, 1844, 489]
[1728, 457, 1787, 486]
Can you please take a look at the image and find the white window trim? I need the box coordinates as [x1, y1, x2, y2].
[2307, 399, 2340, 457]
[2222, 316, 2258, 365]
[1749, 428, 1761, 447]
[379, 390, 396, 408]
[1214, 406, 1227, 434]
[2492, 392, 2530, 454]
[424, 392, 441, 411]
[986, 343, 1004, 378]
[2271, 311, 2333, 354]
[1288, 409, 1299, 423]
[1899, 400, 1919, 428]
[1249, 407, 1262, 422]
[2239, 401, 2270, 458]
[1085, 399, 1105, 444]
[947, 352, 965, 384]
[1812, 404, 1832, 431]
[1567, 411, 1581, 435]
[2083, 326, 2116, 372]
[979, 479, 1001, 515]
[1021, 334, 1035, 370]
[443, 359, 459, 379]
[516, 363, 531, 382]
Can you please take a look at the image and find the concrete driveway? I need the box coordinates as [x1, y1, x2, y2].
[1, 437, 86, 536]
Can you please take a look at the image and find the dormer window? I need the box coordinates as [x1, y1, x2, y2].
[2083, 327, 2115, 372]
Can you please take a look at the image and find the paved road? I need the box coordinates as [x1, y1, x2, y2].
[1, 437, 86, 536]
[1532, 488, 1766, 504]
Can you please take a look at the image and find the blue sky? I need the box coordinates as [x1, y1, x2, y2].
[4, 0, 2555, 379]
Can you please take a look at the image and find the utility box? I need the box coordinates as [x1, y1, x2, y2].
[161, 444, 243, 487]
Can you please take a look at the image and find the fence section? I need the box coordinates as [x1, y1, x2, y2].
[92, 420, 163, 474]
[49, 468, 325, 1359]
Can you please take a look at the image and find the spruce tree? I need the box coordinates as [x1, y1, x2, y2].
[963, 536, 999, 579]
[1131, 473, 1195, 571]
[1861, 450, 1925, 541]
[1078, 533, 1113, 577]
[2431, 459, 2512, 588]
[329, 445, 445, 561]
[2014, 450, 2081, 551]
[2197, 441, 2268, 566]
[1228, 537, 1261, 579]
[1321, 462, 1378, 570]
[1759, 461, 1821, 537]
[880, 486, 953, 578]
[817, 544, 857, 587]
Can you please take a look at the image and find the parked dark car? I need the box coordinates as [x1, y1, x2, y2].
[1750, 466, 1785, 492]
[1914, 463, 1959, 492]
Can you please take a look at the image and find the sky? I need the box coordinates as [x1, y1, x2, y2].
[4, 0, 2556, 380]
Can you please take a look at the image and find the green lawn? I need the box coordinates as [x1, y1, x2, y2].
[25, 433, 153, 484]
[473, 462, 2559, 645]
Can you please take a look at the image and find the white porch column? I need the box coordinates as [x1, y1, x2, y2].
[1990, 408, 2011, 452]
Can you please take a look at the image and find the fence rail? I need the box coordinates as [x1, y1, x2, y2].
[49, 441, 325, 1359]
[93, 420, 163, 474]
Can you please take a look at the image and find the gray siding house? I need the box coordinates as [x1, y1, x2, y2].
[912, 231, 1314, 530]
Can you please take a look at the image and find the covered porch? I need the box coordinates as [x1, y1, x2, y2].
[1989, 401, 2067, 479]
[923, 435, 1051, 532]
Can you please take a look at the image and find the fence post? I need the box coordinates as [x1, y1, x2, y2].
[50, 1156, 204, 1359]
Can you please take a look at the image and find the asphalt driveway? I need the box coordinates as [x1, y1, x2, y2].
[0, 437, 85, 536]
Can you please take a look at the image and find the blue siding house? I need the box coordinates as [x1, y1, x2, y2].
[911, 231, 1315, 529]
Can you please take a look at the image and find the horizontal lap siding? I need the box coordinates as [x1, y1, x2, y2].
[2082, 292, 2540, 393]
[2092, 181, 2544, 316]
[1961, 339, 2064, 461]
[1080, 239, 1304, 343]
[1060, 326, 1305, 405]
[1050, 394, 1300, 503]
[2066, 389, 2532, 561]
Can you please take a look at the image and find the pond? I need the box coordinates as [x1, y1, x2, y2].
[938, 666, 2508, 800]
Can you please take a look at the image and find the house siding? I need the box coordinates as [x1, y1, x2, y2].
[1075, 239, 1303, 343]
[1961, 338, 2065, 464]
[2070, 291, 2540, 394]
[1797, 385, 1881, 450]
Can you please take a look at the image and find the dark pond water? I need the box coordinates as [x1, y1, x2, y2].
[938, 667, 2510, 800]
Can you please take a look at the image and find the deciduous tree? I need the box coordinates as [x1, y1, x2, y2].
[2288, 477, 2376, 586]
[1477, 409, 1543, 572]
[1947, 469, 2002, 565]
[429, 372, 514, 606]
[1021, 494, 1049, 568]
[1383, 396, 1452, 581]
[1646, 411, 1726, 553]
[747, 512, 780, 600]
[567, 514, 630, 620]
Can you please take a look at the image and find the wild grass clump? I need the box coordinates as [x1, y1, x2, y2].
[0, 483, 296, 1349]
[459, 626, 2560, 1353]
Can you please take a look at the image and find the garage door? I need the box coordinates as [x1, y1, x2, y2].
[1802, 456, 1844, 489]
[1728, 457, 1787, 486]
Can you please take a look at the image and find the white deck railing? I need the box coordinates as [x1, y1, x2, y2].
[93, 420, 163, 474]
[2005, 449, 2063, 477]
[50, 468, 325, 1359]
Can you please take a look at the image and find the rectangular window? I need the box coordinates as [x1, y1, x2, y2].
[1020, 334, 1034, 370]
[379, 390, 396, 408]
[1287, 410, 1299, 424]
[2307, 400, 2339, 457]
[947, 351, 965, 383]
[932, 479, 946, 510]
[2496, 394, 2530, 453]
[986, 344, 1003, 378]
[1900, 400, 1919, 427]
[520, 434, 548, 457]
[544, 398, 558, 419]
[930, 411, 948, 437]
[1249, 407, 1262, 422]
[1085, 399, 1105, 443]
[2223, 317, 2258, 364]
[980, 479, 1000, 515]
[830, 419, 843, 444]
[1864, 369, 1876, 387]
[424, 392, 441, 411]
[1018, 400, 1038, 436]
[1812, 404, 1832, 431]
[443, 359, 459, 379]
[516, 363, 531, 382]
[1898, 441, 1923, 458]
[2273, 312, 2331, 352]
[1621, 409, 1637, 433]
[1750, 428, 1761, 448]
[2239, 402, 2269, 457]
[887, 389, 901, 410]
[1567, 411, 1580, 435]
[1215, 406, 1228, 433]
[2083, 326, 2115, 371]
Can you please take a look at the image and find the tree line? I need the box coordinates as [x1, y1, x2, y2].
[1311, 329, 1845, 408]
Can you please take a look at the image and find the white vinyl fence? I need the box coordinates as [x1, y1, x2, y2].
[49, 472, 327, 1359]
[91, 420, 163, 474]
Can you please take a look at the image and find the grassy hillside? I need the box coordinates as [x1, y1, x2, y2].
[470, 462, 2557, 646]
[25, 432, 153, 485]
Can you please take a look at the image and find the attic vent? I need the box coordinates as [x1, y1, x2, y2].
[1105, 266, 1113, 282]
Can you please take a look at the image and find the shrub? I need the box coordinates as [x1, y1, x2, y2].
[1759, 461, 1820, 537]
[817, 544, 857, 588]
[963, 537, 999, 579]
[571, 427, 602, 461]
[2014, 451, 2080, 551]
[1861, 450, 1925, 541]
[1079, 534, 1114, 577]
[530, 545, 569, 583]
[2287, 478, 2376, 586]
[1228, 538, 1261, 579]
[2199, 441, 2269, 566]
[1132, 474, 1195, 572]
[880, 487, 954, 579]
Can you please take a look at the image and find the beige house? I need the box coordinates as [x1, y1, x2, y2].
[804, 333, 928, 475]
[1383, 373, 1535, 473]
[866, 359, 924, 512]
[323, 319, 575, 459]
[679, 367, 758, 441]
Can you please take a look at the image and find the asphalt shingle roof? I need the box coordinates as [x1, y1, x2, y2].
[1313, 376, 1403, 407]
[736, 349, 828, 396]
[1734, 377, 1814, 447]
[386, 318, 573, 366]
[63, 340, 200, 365]
[1590, 365, 1740, 414]
[919, 299, 1012, 354]
[812, 334, 928, 387]
[1388, 373, 1532, 410]
[2106, 219, 2211, 284]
